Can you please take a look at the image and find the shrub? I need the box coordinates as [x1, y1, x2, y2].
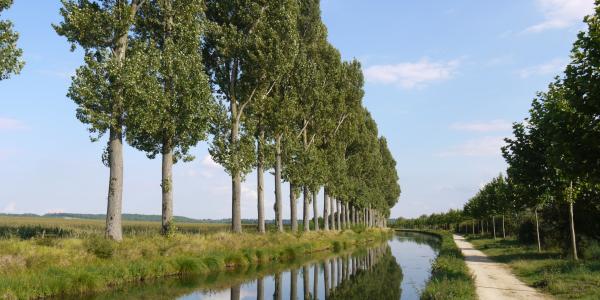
[85, 237, 114, 259]
[332, 241, 342, 253]
[351, 224, 366, 234]
[175, 257, 200, 274]
[580, 237, 600, 260]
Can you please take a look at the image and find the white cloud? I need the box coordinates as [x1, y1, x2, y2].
[518, 58, 568, 78]
[0, 117, 26, 131]
[2, 201, 16, 213]
[525, 0, 594, 33]
[450, 120, 512, 132]
[438, 136, 506, 157]
[200, 154, 221, 169]
[364, 58, 460, 89]
[47, 209, 65, 214]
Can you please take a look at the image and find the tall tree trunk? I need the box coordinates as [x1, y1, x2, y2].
[492, 215, 496, 239]
[336, 199, 341, 230]
[257, 277, 264, 300]
[569, 200, 578, 260]
[313, 189, 319, 231]
[161, 141, 174, 235]
[330, 197, 336, 230]
[290, 268, 297, 300]
[256, 130, 265, 234]
[323, 188, 329, 231]
[231, 285, 241, 300]
[303, 186, 310, 232]
[324, 258, 330, 297]
[105, 1, 140, 240]
[274, 134, 283, 232]
[340, 201, 345, 229]
[303, 265, 309, 300]
[106, 125, 124, 241]
[290, 183, 298, 232]
[535, 208, 541, 252]
[313, 264, 318, 300]
[230, 102, 242, 233]
[345, 202, 350, 228]
[472, 220, 475, 235]
[274, 272, 282, 300]
[502, 215, 506, 238]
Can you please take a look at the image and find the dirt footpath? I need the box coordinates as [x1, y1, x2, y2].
[453, 234, 552, 300]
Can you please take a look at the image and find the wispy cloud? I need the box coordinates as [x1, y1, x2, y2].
[518, 58, 568, 78]
[364, 58, 460, 89]
[438, 136, 506, 157]
[2, 201, 16, 213]
[524, 0, 594, 33]
[0, 117, 26, 131]
[450, 120, 512, 132]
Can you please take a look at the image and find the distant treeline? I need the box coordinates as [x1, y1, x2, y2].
[0, 213, 299, 225]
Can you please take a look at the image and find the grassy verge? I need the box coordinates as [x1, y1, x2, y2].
[467, 236, 600, 299]
[408, 230, 476, 300]
[0, 228, 389, 299]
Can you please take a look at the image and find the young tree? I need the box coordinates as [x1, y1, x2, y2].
[203, 0, 299, 233]
[124, 0, 213, 235]
[0, 0, 24, 80]
[54, 0, 146, 241]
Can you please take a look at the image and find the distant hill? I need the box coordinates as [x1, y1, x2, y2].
[0, 213, 270, 224]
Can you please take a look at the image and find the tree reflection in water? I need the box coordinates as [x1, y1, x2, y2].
[328, 246, 403, 300]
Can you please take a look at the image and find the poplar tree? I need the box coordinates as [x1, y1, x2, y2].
[54, 0, 146, 241]
[124, 0, 213, 235]
[203, 0, 299, 233]
[0, 0, 24, 80]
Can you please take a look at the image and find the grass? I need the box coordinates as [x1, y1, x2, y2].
[0, 217, 391, 299]
[467, 235, 600, 299]
[0, 216, 244, 239]
[411, 230, 476, 300]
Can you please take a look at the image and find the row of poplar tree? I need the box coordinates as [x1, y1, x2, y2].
[397, 3, 600, 260]
[0, 0, 401, 240]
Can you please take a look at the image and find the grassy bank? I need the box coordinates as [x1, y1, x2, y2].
[410, 230, 476, 300]
[0, 228, 389, 299]
[467, 236, 600, 299]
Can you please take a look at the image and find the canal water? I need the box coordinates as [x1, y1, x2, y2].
[82, 231, 440, 300]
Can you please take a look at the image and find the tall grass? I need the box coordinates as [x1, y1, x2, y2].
[468, 236, 600, 299]
[0, 222, 391, 299]
[417, 231, 476, 300]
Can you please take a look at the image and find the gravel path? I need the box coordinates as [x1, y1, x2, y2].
[453, 234, 552, 300]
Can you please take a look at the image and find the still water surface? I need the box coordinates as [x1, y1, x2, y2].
[83, 231, 439, 300]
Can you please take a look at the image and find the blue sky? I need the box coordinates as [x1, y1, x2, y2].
[0, 0, 594, 219]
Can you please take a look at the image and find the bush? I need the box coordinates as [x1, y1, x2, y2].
[175, 257, 199, 275]
[580, 236, 600, 260]
[517, 219, 537, 245]
[332, 241, 342, 253]
[351, 224, 366, 234]
[85, 237, 114, 259]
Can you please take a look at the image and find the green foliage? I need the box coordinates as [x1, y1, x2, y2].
[420, 231, 476, 300]
[85, 236, 115, 259]
[124, 0, 214, 162]
[469, 236, 600, 299]
[0, 0, 24, 80]
[174, 257, 200, 275]
[329, 248, 403, 300]
[332, 240, 342, 253]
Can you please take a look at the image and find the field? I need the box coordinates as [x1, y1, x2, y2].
[0, 215, 389, 299]
[467, 236, 600, 299]
[0, 216, 258, 239]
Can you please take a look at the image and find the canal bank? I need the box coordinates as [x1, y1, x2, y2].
[0, 229, 390, 299]
[396, 229, 477, 300]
